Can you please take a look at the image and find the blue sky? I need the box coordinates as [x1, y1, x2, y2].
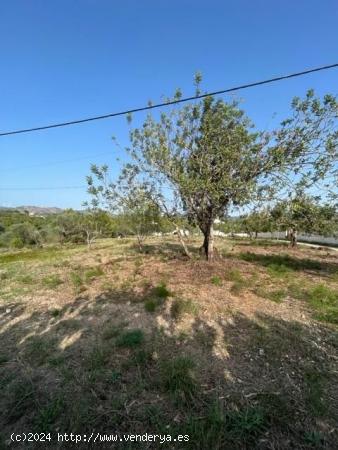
[0, 0, 337, 209]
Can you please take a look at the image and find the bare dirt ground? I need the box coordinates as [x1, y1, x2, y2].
[0, 237, 337, 449]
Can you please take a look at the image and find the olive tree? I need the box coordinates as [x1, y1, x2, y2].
[270, 195, 337, 246]
[86, 77, 336, 260]
[85, 164, 161, 251]
[122, 79, 336, 260]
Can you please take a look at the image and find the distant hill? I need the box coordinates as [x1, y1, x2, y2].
[0, 206, 64, 216]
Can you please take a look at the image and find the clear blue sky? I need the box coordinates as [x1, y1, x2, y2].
[0, 0, 337, 209]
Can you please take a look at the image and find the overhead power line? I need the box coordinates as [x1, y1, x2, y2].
[1, 63, 337, 137]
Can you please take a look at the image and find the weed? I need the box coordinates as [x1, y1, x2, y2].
[85, 346, 107, 371]
[5, 381, 35, 422]
[160, 356, 196, 401]
[230, 279, 247, 295]
[42, 274, 63, 289]
[225, 406, 267, 441]
[50, 308, 61, 318]
[70, 271, 83, 287]
[144, 298, 158, 312]
[132, 349, 153, 367]
[102, 322, 126, 340]
[84, 267, 104, 282]
[304, 430, 325, 447]
[34, 397, 64, 432]
[116, 329, 144, 348]
[304, 368, 327, 416]
[24, 336, 56, 366]
[224, 269, 249, 295]
[287, 282, 306, 300]
[17, 274, 34, 284]
[255, 287, 287, 303]
[153, 282, 171, 298]
[171, 298, 198, 320]
[225, 268, 243, 283]
[109, 370, 122, 383]
[211, 275, 222, 286]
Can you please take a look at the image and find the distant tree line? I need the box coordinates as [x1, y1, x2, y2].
[0, 208, 188, 250]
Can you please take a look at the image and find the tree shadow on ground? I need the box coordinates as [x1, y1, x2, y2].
[236, 251, 338, 276]
[140, 241, 199, 259]
[0, 287, 337, 449]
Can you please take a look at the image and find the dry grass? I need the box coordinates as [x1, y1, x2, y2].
[0, 237, 337, 449]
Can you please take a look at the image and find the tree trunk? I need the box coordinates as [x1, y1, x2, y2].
[289, 228, 297, 247]
[201, 222, 214, 261]
[176, 228, 191, 259]
[136, 234, 143, 252]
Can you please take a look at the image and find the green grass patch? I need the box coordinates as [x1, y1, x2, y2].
[42, 274, 63, 289]
[152, 282, 171, 298]
[211, 275, 222, 286]
[267, 263, 292, 278]
[23, 336, 56, 366]
[34, 397, 64, 432]
[304, 368, 327, 416]
[307, 283, 338, 324]
[160, 356, 196, 402]
[69, 271, 83, 287]
[0, 247, 64, 264]
[225, 268, 243, 282]
[84, 266, 104, 282]
[223, 269, 249, 295]
[101, 322, 127, 340]
[144, 298, 159, 312]
[254, 287, 287, 303]
[16, 274, 34, 284]
[84, 346, 108, 372]
[230, 280, 247, 295]
[50, 308, 61, 318]
[183, 401, 267, 449]
[116, 329, 144, 348]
